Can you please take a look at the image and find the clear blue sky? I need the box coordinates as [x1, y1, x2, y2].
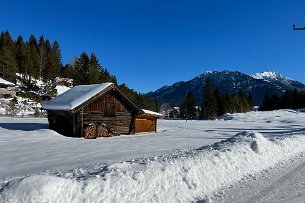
[1, 0, 305, 93]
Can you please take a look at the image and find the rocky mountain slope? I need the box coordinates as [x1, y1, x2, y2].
[147, 70, 305, 105]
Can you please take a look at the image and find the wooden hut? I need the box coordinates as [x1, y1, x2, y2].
[135, 109, 162, 133]
[41, 83, 142, 138]
[0, 77, 16, 98]
[55, 77, 73, 87]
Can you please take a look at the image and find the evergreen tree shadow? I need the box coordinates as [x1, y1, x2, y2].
[0, 123, 48, 131]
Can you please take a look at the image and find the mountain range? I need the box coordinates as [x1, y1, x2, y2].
[147, 71, 305, 105]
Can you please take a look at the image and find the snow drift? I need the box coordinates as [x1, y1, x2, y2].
[1, 131, 305, 203]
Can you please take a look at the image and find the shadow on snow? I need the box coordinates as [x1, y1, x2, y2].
[0, 123, 48, 131]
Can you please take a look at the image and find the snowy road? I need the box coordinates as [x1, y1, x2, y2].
[213, 153, 305, 203]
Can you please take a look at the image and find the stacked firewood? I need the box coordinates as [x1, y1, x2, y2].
[83, 124, 98, 139]
[83, 123, 115, 139]
[97, 124, 112, 137]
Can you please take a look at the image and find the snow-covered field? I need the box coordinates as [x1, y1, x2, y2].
[1, 110, 305, 202]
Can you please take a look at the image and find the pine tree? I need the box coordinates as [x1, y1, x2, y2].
[0, 46, 17, 82]
[237, 90, 247, 112]
[100, 67, 117, 84]
[38, 35, 47, 80]
[259, 92, 271, 111]
[201, 78, 217, 119]
[61, 64, 74, 78]
[187, 91, 197, 118]
[89, 53, 101, 84]
[180, 91, 197, 119]
[15, 35, 33, 87]
[15, 35, 27, 74]
[246, 94, 253, 111]
[42, 40, 52, 80]
[74, 52, 90, 85]
[51, 41, 62, 76]
[119, 83, 159, 112]
[0, 31, 17, 82]
[28, 39, 40, 80]
[214, 88, 225, 116]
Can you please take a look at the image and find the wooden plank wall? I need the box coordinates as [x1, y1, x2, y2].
[76, 90, 136, 135]
[47, 110, 75, 136]
[80, 111, 133, 134]
[83, 90, 131, 115]
[135, 118, 157, 133]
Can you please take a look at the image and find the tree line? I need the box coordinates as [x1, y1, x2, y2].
[259, 90, 305, 111]
[178, 78, 253, 120]
[0, 31, 158, 111]
[0, 31, 62, 86]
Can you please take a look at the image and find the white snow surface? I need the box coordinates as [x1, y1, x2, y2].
[15, 73, 44, 88]
[142, 109, 162, 116]
[251, 71, 284, 80]
[1, 110, 305, 202]
[41, 83, 113, 110]
[0, 77, 14, 86]
[55, 85, 71, 95]
[251, 71, 294, 87]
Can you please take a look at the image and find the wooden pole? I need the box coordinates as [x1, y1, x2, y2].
[185, 101, 187, 122]
[81, 107, 84, 137]
[72, 111, 76, 137]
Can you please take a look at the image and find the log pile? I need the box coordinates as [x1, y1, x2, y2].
[84, 124, 97, 139]
[83, 123, 117, 139]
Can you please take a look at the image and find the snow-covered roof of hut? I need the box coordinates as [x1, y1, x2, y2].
[0, 77, 14, 86]
[41, 83, 113, 110]
[142, 109, 162, 117]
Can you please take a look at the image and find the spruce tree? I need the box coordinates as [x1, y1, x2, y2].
[259, 92, 271, 111]
[15, 35, 27, 74]
[201, 78, 217, 119]
[38, 35, 47, 80]
[51, 41, 62, 74]
[214, 88, 225, 116]
[74, 52, 90, 85]
[0, 31, 17, 82]
[0, 46, 17, 82]
[89, 53, 101, 84]
[180, 91, 196, 119]
[100, 67, 117, 84]
[28, 40, 40, 80]
[61, 64, 74, 78]
[246, 95, 254, 111]
[237, 90, 247, 112]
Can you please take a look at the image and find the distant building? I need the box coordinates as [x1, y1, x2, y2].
[0, 77, 16, 98]
[55, 77, 73, 87]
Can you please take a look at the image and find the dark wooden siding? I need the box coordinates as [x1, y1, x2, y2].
[83, 90, 131, 115]
[76, 90, 136, 136]
[47, 110, 75, 137]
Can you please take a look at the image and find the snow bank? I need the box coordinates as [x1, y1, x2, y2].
[1, 131, 305, 203]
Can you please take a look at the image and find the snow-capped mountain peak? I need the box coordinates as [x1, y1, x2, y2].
[251, 71, 288, 81]
[147, 70, 305, 106]
[251, 71, 300, 88]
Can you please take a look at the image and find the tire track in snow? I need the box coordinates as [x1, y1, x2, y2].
[210, 153, 305, 203]
[245, 158, 305, 203]
[212, 153, 305, 203]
